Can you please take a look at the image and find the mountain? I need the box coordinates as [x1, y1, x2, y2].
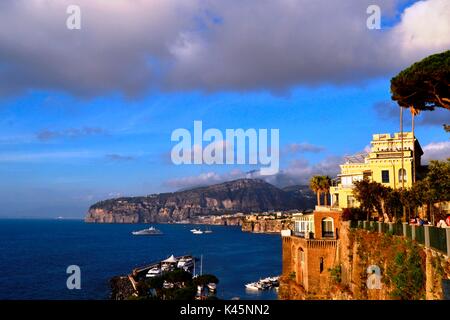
[85, 179, 315, 223]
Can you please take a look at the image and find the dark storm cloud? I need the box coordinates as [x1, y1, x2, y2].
[0, 0, 448, 97]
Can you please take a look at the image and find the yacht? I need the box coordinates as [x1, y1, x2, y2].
[177, 257, 194, 270]
[192, 229, 204, 234]
[132, 226, 163, 236]
[204, 228, 213, 234]
[245, 282, 259, 290]
[146, 267, 162, 278]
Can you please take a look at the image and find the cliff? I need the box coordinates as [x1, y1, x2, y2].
[85, 179, 315, 223]
[241, 218, 293, 233]
[280, 222, 450, 300]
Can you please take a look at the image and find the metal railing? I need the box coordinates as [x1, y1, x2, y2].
[351, 220, 450, 256]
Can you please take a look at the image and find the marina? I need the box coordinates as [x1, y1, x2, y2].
[0, 220, 280, 300]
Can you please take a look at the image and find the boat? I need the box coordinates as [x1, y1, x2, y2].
[204, 228, 213, 234]
[245, 276, 280, 291]
[192, 230, 204, 234]
[132, 226, 163, 236]
[207, 283, 217, 292]
[146, 267, 162, 278]
[245, 282, 259, 290]
[177, 257, 194, 270]
[190, 228, 200, 232]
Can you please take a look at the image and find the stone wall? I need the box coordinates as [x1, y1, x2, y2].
[281, 221, 450, 300]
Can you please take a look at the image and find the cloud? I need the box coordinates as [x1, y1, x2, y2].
[36, 127, 106, 141]
[164, 155, 342, 190]
[105, 154, 135, 161]
[422, 141, 450, 162]
[0, 0, 448, 97]
[283, 143, 325, 154]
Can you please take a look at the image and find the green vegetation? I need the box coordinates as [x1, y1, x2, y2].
[391, 50, 450, 111]
[329, 265, 342, 284]
[352, 159, 450, 221]
[386, 241, 425, 300]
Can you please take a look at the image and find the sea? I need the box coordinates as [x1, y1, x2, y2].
[0, 219, 281, 300]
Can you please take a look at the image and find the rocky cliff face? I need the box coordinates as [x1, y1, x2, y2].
[241, 219, 293, 233]
[85, 179, 314, 223]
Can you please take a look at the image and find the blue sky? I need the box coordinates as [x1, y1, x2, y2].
[0, 0, 449, 217]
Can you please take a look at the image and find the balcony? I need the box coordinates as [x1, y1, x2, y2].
[322, 231, 335, 238]
[293, 231, 314, 239]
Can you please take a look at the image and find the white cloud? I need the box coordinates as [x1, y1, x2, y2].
[422, 141, 450, 162]
[164, 155, 342, 189]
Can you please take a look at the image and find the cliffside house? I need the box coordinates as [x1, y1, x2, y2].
[282, 207, 341, 295]
[329, 132, 423, 209]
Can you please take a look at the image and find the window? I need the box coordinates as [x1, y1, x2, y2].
[381, 170, 390, 183]
[322, 217, 334, 238]
[398, 168, 407, 182]
[320, 257, 324, 273]
[347, 195, 356, 208]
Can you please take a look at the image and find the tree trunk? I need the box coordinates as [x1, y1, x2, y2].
[411, 110, 415, 184]
[316, 192, 321, 206]
[400, 107, 404, 189]
[324, 192, 328, 206]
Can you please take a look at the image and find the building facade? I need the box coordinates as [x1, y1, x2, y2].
[282, 208, 342, 296]
[330, 132, 423, 209]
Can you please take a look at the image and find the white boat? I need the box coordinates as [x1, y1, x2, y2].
[192, 230, 204, 234]
[245, 282, 260, 290]
[204, 228, 213, 234]
[207, 283, 217, 291]
[146, 267, 162, 278]
[177, 257, 194, 270]
[245, 275, 280, 291]
[190, 228, 199, 232]
[132, 226, 163, 236]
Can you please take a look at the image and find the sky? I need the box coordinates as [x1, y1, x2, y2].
[0, 0, 449, 218]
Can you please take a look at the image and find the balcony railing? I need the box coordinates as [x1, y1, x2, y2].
[350, 221, 450, 256]
[293, 231, 314, 239]
[322, 231, 335, 238]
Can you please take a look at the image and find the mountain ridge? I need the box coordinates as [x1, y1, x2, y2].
[85, 178, 315, 223]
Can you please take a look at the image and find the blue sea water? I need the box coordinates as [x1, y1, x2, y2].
[0, 219, 281, 300]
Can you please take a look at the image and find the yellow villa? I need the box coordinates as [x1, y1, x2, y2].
[330, 132, 423, 209]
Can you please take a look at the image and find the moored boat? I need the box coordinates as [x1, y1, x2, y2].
[132, 226, 163, 236]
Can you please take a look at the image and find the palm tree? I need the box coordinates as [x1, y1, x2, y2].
[320, 176, 332, 206]
[309, 176, 322, 206]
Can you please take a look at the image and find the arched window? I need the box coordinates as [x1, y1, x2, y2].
[322, 217, 334, 238]
[398, 168, 407, 182]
